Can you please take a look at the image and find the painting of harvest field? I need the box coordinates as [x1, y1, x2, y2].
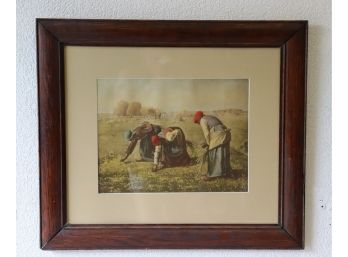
[98, 79, 248, 193]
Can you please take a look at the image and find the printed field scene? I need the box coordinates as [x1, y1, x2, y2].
[98, 79, 248, 193]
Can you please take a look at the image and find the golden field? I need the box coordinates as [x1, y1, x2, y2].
[98, 109, 248, 193]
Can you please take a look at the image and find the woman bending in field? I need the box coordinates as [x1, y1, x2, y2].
[193, 111, 232, 180]
[151, 127, 191, 172]
[121, 122, 161, 162]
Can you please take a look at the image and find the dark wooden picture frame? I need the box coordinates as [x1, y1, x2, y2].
[37, 19, 307, 250]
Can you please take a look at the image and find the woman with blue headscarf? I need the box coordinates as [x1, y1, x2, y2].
[120, 122, 161, 162]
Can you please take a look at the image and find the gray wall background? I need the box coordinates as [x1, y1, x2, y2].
[17, 0, 331, 256]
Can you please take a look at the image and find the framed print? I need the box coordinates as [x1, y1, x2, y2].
[37, 19, 307, 249]
[97, 78, 249, 193]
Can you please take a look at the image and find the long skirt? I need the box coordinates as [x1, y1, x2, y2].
[139, 134, 155, 161]
[207, 143, 231, 177]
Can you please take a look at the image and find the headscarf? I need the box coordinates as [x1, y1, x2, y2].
[193, 111, 204, 123]
[124, 130, 132, 140]
[153, 125, 162, 135]
[151, 135, 161, 146]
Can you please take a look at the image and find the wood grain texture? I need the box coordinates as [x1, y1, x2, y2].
[281, 24, 307, 247]
[38, 19, 304, 47]
[37, 19, 307, 250]
[37, 22, 66, 248]
[47, 225, 299, 250]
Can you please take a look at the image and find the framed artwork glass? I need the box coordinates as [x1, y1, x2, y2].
[37, 19, 307, 249]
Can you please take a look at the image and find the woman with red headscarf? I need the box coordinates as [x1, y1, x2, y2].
[194, 111, 232, 180]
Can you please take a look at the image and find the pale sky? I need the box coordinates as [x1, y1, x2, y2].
[97, 79, 248, 113]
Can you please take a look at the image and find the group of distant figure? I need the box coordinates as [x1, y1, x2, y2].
[121, 111, 232, 180]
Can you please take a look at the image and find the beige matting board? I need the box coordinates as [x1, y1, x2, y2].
[65, 47, 280, 224]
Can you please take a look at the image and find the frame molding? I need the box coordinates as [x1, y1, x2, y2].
[37, 19, 307, 250]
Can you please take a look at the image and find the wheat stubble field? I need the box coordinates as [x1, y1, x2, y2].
[98, 109, 248, 193]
